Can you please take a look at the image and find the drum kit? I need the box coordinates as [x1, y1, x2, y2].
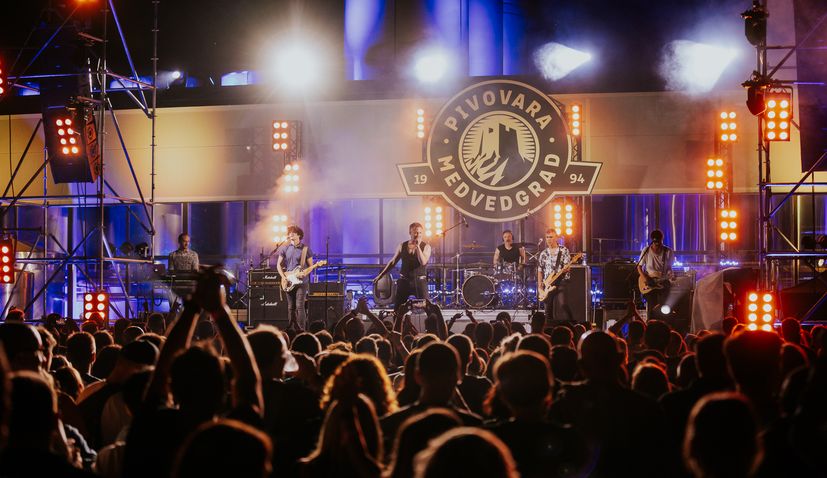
[454, 241, 541, 310]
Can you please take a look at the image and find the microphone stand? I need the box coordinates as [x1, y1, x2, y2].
[260, 240, 287, 268]
[324, 235, 330, 325]
[440, 216, 467, 307]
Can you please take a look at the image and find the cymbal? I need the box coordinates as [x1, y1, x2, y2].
[464, 262, 493, 269]
[463, 242, 485, 250]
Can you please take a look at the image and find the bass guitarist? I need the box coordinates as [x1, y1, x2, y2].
[637, 229, 674, 320]
[537, 228, 575, 324]
[276, 225, 314, 330]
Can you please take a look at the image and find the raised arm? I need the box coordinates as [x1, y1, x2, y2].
[519, 247, 527, 265]
[375, 244, 402, 282]
[145, 298, 200, 405]
[212, 304, 263, 415]
[198, 270, 263, 415]
[493, 248, 500, 266]
[356, 298, 389, 336]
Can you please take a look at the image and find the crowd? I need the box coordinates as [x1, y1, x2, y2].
[0, 270, 825, 478]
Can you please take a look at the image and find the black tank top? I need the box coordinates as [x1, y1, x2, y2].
[497, 244, 521, 264]
[400, 241, 427, 278]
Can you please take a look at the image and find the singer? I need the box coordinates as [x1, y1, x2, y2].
[373, 222, 432, 311]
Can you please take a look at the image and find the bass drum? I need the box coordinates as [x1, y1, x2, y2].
[462, 274, 498, 309]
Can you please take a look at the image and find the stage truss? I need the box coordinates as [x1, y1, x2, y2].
[1, 0, 160, 320]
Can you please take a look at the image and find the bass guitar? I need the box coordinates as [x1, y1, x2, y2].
[538, 253, 583, 302]
[281, 260, 327, 292]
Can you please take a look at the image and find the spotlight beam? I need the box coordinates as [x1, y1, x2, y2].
[534, 42, 592, 81]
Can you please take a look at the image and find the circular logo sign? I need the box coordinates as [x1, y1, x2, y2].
[427, 80, 572, 222]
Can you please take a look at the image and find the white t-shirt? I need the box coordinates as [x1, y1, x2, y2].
[638, 245, 674, 279]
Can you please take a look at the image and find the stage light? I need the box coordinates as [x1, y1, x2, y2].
[171, 70, 182, 80]
[761, 324, 772, 331]
[423, 204, 444, 237]
[534, 42, 592, 81]
[720, 209, 737, 242]
[742, 1, 768, 47]
[272, 214, 289, 242]
[43, 105, 100, 183]
[763, 91, 792, 142]
[746, 291, 774, 325]
[83, 290, 109, 324]
[705, 158, 726, 191]
[272, 120, 292, 152]
[0, 239, 15, 284]
[719, 111, 738, 142]
[660, 41, 738, 94]
[552, 201, 576, 236]
[414, 48, 451, 84]
[416, 108, 426, 139]
[569, 103, 582, 136]
[272, 41, 325, 91]
[0, 57, 6, 98]
[660, 304, 672, 315]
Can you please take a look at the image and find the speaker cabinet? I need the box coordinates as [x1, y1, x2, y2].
[248, 287, 289, 328]
[308, 296, 346, 327]
[603, 262, 638, 301]
[549, 265, 591, 323]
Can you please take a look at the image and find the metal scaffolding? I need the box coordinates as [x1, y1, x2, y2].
[1, 0, 159, 320]
[746, 1, 827, 320]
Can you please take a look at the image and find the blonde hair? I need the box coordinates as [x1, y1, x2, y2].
[319, 354, 398, 417]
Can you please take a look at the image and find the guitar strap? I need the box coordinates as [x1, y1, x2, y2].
[300, 245, 308, 271]
[554, 249, 563, 272]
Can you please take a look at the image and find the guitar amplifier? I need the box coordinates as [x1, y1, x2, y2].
[308, 282, 345, 297]
[249, 269, 281, 287]
[248, 287, 289, 327]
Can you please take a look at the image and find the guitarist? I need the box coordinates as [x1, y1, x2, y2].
[637, 229, 674, 320]
[276, 225, 314, 330]
[537, 228, 575, 325]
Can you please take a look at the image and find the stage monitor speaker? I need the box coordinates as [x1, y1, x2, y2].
[550, 265, 591, 323]
[308, 296, 346, 327]
[602, 262, 638, 301]
[248, 287, 289, 328]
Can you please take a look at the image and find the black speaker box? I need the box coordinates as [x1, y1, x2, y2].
[603, 262, 638, 301]
[308, 296, 346, 327]
[550, 265, 591, 322]
[248, 287, 289, 327]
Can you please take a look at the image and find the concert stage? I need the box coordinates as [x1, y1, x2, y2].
[2, 0, 825, 327]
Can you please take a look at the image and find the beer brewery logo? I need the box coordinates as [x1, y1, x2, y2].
[399, 79, 601, 222]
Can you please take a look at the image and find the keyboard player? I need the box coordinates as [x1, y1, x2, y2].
[169, 233, 200, 272]
[166, 233, 200, 311]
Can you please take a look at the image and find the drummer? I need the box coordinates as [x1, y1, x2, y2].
[493, 230, 526, 271]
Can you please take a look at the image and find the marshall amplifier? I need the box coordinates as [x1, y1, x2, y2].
[248, 287, 289, 327]
[249, 269, 281, 287]
[308, 282, 346, 297]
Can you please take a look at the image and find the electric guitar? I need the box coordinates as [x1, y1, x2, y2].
[538, 253, 583, 302]
[281, 260, 327, 292]
[638, 274, 672, 295]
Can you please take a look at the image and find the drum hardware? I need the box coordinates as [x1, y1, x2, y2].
[463, 242, 484, 250]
